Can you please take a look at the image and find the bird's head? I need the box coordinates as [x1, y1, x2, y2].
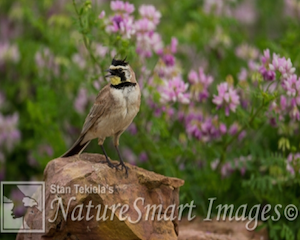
[105, 57, 135, 86]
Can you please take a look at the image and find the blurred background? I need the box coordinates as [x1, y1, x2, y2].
[1, 0, 300, 239]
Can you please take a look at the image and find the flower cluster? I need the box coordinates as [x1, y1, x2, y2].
[211, 155, 252, 178]
[213, 82, 240, 116]
[135, 5, 162, 58]
[106, 1, 135, 38]
[188, 67, 214, 102]
[286, 153, 300, 176]
[259, 49, 295, 81]
[256, 49, 300, 122]
[185, 113, 222, 142]
[159, 76, 190, 104]
[35, 48, 60, 78]
[103, 1, 190, 105]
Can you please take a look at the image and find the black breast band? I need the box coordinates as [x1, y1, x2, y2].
[110, 82, 137, 89]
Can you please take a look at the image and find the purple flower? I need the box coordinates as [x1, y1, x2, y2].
[188, 67, 213, 102]
[260, 68, 276, 81]
[228, 122, 239, 135]
[127, 123, 138, 135]
[139, 152, 148, 162]
[160, 77, 190, 104]
[212, 82, 240, 116]
[185, 113, 221, 142]
[162, 54, 175, 66]
[139, 5, 161, 25]
[259, 49, 296, 81]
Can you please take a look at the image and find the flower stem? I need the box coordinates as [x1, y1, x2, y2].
[72, 0, 105, 78]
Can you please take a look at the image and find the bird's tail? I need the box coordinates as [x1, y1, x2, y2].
[61, 136, 90, 158]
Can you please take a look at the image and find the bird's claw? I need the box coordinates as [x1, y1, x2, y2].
[104, 157, 129, 176]
[106, 161, 121, 170]
[116, 162, 129, 176]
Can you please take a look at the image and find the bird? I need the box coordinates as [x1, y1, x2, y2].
[61, 57, 141, 175]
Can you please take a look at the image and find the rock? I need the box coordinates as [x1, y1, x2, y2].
[16, 153, 184, 240]
[178, 217, 269, 240]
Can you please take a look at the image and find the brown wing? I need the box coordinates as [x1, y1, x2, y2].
[80, 84, 113, 136]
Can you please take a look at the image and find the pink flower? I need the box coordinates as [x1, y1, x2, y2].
[0, 113, 21, 152]
[259, 49, 296, 81]
[188, 67, 213, 102]
[261, 49, 271, 65]
[219, 123, 227, 134]
[111, 1, 135, 14]
[107, 15, 136, 38]
[136, 32, 163, 58]
[160, 77, 190, 104]
[170, 37, 178, 54]
[284, 74, 300, 97]
[135, 18, 155, 33]
[139, 5, 161, 25]
[74, 88, 88, 114]
[269, 54, 295, 80]
[229, 123, 239, 135]
[212, 82, 240, 116]
[287, 153, 300, 175]
[98, 10, 105, 19]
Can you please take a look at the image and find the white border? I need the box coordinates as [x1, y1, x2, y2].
[1, 181, 45, 233]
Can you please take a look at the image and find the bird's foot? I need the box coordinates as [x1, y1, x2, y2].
[103, 157, 123, 170]
[106, 161, 121, 170]
[116, 161, 129, 176]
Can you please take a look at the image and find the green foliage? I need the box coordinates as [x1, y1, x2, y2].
[1, 0, 300, 239]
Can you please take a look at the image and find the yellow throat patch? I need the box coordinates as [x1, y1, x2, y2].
[110, 76, 122, 85]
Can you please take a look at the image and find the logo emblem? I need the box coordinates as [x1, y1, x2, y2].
[1, 181, 45, 233]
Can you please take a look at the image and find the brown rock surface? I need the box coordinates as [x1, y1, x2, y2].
[16, 153, 184, 240]
[178, 217, 269, 240]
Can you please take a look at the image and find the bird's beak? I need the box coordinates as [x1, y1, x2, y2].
[105, 69, 112, 78]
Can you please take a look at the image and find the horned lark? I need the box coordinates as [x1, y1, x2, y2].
[62, 58, 141, 175]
